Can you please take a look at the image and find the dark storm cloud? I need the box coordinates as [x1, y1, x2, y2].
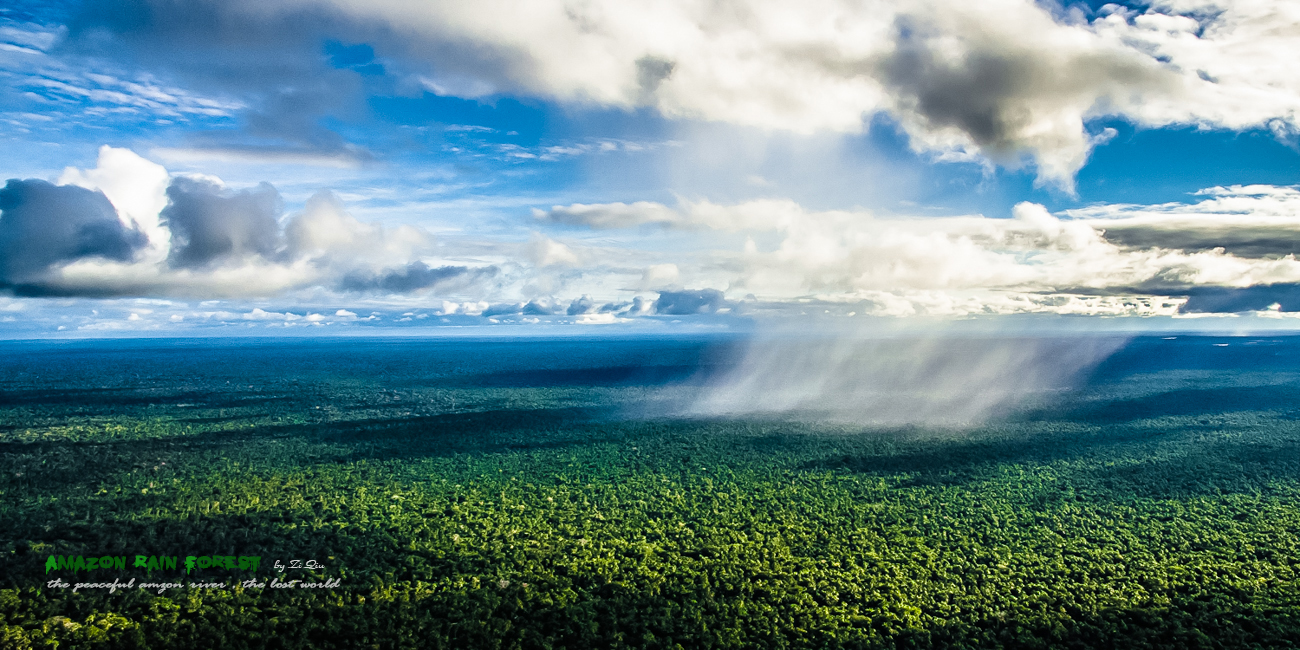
[881, 45, 1035, 157]
[161, 177, 283, 268]
[1179, 284, 1300, 313]
[1047, 282, 1300, 314]
[0, 179, 147, 286]
[338, 262, 495, 293]
[1099, 224, 1300, 258]
[654, 289, 727, 315]
[876, 17, 1162, 163]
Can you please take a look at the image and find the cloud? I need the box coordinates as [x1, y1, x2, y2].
[337, 262, 495, 293]
[12, 143, 1300, 321]
[566, 294, 597, 315]
[874, 3, 1175, 185]
[0, 16, 244, 149]
[62, 1, 368, 158]
[57, 146, 172, 261]
[284, 190, 430, 264]
[27, 256, 318, 299]
[0, 149, 463, 299]
[654, 288, 727, 315]
[151, 145, 371, 168]
[522, 298, 555, 315]
[524, 232, 579, 267]
[1089, 3, 1300, 134]
[574, 312, 628, 324]
[536, 201, 682, 229]
[0, 178, 148, 287]
[1179, 284, 1300, 313]
[1100, 223, 1300, 258]
[1067, 185, 1300, 258]
[536, 198, 807, 232]
[637, 263, 680, 290]
[71, 0, 1300, 184]
[161, 177, 283, 268]
[535, 188, 1300, 317]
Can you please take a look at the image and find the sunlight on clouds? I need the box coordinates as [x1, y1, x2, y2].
[196, 0, 1300, 186]
[8, 143, 1300, 326]
[524, 233, 580, 267]
[6, 150, 456, 300]
[58, 146, 172, 263]
[637, 264, 680, 291]
[286, 191, 431, 265]
[540, 188, 1300, 316]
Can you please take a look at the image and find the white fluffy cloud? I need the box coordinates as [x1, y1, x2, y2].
[1093, 1, 1300, 135]
[524, 232, 580, 267]
[9, 147, 481, 298]
[11, 146, 1300, 320]
[539, 186, 1300, 316]
[58, 145, 172, 262]
[285, 191, 430, 265]
[203, 0, 1300, 186]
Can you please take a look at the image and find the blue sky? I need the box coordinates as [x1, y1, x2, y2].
[2, 0, 1300, 335]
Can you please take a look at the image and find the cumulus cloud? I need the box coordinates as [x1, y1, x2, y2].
[566, 295, 598, 315]
[161, 177, 283, 268]
[0, 179, 148, 290]
[875, 2, 1175, 183]
[540, 187, 1300, 316]
[637, 263, 681, 290]
[57, 146, 172, 260]
[285, 190, 430, 264]
[0, 148, 489, 299]
[654, 289, 728, 315]
[525, 232, 580, 267]
[11, 143, 1300, 320]
[74, 0, 1300, 185]
[522, 298, 556, 315]
[1090, 2, 1300, 136]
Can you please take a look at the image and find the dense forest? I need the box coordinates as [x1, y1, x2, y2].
[2, 336, 1300, 649]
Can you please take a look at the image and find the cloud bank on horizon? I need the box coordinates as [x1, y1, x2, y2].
[2, 0, 1300, 333]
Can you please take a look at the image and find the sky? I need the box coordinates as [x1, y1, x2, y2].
[1, 0, 1300, 336]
